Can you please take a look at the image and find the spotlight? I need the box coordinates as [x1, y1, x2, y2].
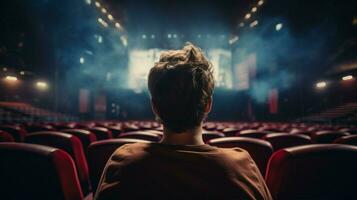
[98, 18, 108, 27]
[36, 81, 48, 90]
[316, 81, 327, 88]
[173, 34, 177, 38]
[142, 34, 147, 39]
[101, 8, 107, 13]
[5, 76, 17, 81]
[115, 22, 121, 29]
[98, 35, 103, 43]
[342, 75, 353, 81]
[239, 22, 245, 27]
[251, 7, 257, 12]
[3, 67, 7, 72]
[20, 71, 25, 75]
[245, 13, 251, 19]
[167, 34, 172, 38]
[120, 35, 128, 47]
[276, 23, 283, 31]
[229, 35, 239, 45]
[151, 34, 155, 39]
[107, 14, 114, 21]
[95, 1, 100, 7]
[80, 57, 85, 64]
[250, 20, 258, 27]
[258, 0, 264, 6]
[85, 0, 91, 5]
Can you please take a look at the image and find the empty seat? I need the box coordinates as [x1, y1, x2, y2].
[0, 143, 83, 200]
[202, 131, 225, 143]
[263, 133, 311, 151]
[62, 129, 97, 153]
[25, 132, 91, 195]
[222, 127, 239, 136]
[87, 138, 150, 193]
[119, 131, 161, 142]
[334, 135, 357, 146]
[0, 130, 15, 142]
[238, 129, 270, 139]
[89, 127, 113, 140]
[265, 144, 357, 200]
[311, 131, 349, 144]
[209, 137, 273, 175]
[0, 125, 26, 142]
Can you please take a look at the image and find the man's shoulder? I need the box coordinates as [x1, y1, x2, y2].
[110, 142, 151, 161]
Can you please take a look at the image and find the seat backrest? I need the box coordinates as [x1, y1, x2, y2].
[334, 135, 357, 146]
[209, 137, 273, 175]
[0, 143, 83, 200]
[89, 127, 113, 140]
[202, 131, 225, 143]
[263, 133, 311, 151]
[0, 125, 26, 142]
[265, 144, 357, 200]
[87, 138, 150, 193]
[25, 131, 91, 195]
[62, 129, 97, 153]
[238, 129, 270, 139]
[311, 131, 349, 144]
[0, 130, 15, 142]
[119, 131, 161, 142]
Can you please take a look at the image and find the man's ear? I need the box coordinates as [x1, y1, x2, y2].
[204, 96, 212, 114]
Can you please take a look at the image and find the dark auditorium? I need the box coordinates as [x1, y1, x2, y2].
[1, 0, 357, 199]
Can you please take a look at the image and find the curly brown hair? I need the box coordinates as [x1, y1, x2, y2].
[148, 43, 214, 133]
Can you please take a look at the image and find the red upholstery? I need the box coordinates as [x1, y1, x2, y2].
[119, 131, 161, 142]
[0, 143, 83, 200]
[25, 131, 91, 195]
[263, 133, 311, 151]
[334, 135, 357, 146]
[62, 129, 97, 154]
[87, 138, 150, 193]
[0, 125, 26, 142]
[0, 130, 15, 142]
[208, 137, 273, 175]
[202, 131, 225, 143]
[265, 144, 357, 200]
[311, 131, 349, 144]
[238, 129, 270, 139]
[89, 127, 113, 140]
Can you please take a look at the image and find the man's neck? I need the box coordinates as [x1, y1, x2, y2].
[161, 126, 205, 145]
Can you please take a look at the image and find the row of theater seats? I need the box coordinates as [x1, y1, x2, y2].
[0, 121, 357, 200]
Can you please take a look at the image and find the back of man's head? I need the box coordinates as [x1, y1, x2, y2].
[148, 43, 214, 133]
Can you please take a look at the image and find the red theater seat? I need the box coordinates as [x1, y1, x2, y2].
[265, 144, 357, 200]
[202, 131, 225, 143]
[0, 125, 26, 142]
[222, 127, 239, 136]
[238, 129, 270, 139]
[62, 129, 97, 154]
[0, 143, 83, 200]
[334, 135, 357, 146]
[311, 131, 349, 144]
[263, 133, 311, 151]
[87, 138, 150, 193]
[209, 137, 273, 175]
[89, 127, 113, 140]
[25, 132, 91, 196]
[119, 131, 161, 142]
[0, 130, 15, 142]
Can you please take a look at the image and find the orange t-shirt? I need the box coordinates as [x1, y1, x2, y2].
[95, 143, 272, 200]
